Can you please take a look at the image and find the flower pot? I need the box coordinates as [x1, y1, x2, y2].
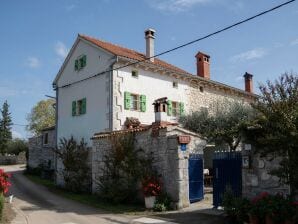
[249, 214, 259, 224]
[144, 196, 156, 209]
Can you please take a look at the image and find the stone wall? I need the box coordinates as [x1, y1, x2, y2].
[92, 125, 205, 209]
[28, 129, 56, 170]
[242, 150, 290, 198]
[0, 152, 26, 165]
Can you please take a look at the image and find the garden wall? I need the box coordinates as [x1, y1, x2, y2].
[242, 150, 290, 198]
[92, 125, 206, 209]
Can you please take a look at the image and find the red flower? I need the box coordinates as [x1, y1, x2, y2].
[142, 176, 161, 197]
[0, 169, 11, 194]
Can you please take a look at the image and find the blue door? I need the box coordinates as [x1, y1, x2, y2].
[189, 154, 204, 203]
[213, 151, 242, 208]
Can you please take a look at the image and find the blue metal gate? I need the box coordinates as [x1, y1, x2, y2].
[213, 151, 242, 207]
[189, 154, 204, 203]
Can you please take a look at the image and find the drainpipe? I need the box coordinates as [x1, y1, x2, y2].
[53, 83, 58, 184]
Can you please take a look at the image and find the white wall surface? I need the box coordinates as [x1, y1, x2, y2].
[113, 65, 189, 129]
[56, 39, 114, 145]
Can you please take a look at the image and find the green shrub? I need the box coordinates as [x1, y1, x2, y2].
[0, 194, 4, 220]
[55, 137, 91, 193]
[153, 193, 173, 212]
[6, 138, 28, 155]
[97, 134, 153, 204]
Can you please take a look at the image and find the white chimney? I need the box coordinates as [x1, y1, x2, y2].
[145, 28, 156, 62]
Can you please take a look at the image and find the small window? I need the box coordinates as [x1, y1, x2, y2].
[199, 86, 204, 93]
[43, 133, 49, 145]
[173, 81, 178, 88]
[74, 55, 87, 71]
[172, 101, 179, 117]
[132, 70, 138, 78]
[130, 94, 140, 111]
[72, 98, 86, 116]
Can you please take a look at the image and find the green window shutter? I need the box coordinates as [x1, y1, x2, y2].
[82, 55, 87, 67]
[124, 92, 131, 110]
[140, 95, 146, 112]
[179, 102, 185, 116]
[81, 98, 87, 114]
[167, 100, 172, 116]
[75, 60, 79, 71]
[72, 101, 77, 116]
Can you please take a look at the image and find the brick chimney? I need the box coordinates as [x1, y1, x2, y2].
[243, 72, 253, 93]
[145, 28, 156, 62]
[195, 52, 210, 79]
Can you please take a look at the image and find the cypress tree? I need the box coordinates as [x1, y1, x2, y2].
[0, 101, 13, 155]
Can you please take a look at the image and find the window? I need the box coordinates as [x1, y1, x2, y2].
[172, 101, 179, 116]
[124, 92, 146, 112]
[72, 98, 86, 116]
[167, 100, 185, 117]
[130, 94, 140, 111]
[74, 55, 87, 71]
[132, 70, 138, 78]
[199, 86, 204, 93]
[172, 81, 178, 88]
[43, 133, 49, 145]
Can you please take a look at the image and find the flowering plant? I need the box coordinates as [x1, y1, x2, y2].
[0, 169, 11, 194]
[142, 176, 161, 197]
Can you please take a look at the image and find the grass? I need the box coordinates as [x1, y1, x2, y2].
[24, 174, 146, 214]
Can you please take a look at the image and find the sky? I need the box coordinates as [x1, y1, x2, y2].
[0, 0, 298, 139]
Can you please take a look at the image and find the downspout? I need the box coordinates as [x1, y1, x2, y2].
[109, 56, 118, 131]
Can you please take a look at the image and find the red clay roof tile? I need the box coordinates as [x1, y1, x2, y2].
[79, 34, 189, 75]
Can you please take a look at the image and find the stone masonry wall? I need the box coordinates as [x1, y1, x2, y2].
[92, 126, 205, 209]
[28, 129, 56, 169]
[242, 150, 290, 198]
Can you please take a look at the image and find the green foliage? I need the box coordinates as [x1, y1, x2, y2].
[153, 192, 173, 212]
[6, 138, 28, 155]
[97, 134, 153, 204]
[26, 99, 55, 135]
[0, 193, 3, 221]
[180, 100, 255, 150]
[245, 73, 298, 193]
[222, 190, 250, 223]
[0, 101, 13, 155]
[56, 137, 91, 193]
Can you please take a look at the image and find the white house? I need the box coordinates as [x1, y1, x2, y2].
[53, 29, 256, 146]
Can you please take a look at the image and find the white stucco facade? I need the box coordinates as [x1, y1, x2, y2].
[55, 39, 115, 145]
[54, 35, 255, 146]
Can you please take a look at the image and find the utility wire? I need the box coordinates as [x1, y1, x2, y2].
[59, 0, 296, 89]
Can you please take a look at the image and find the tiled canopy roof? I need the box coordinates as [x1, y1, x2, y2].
[79, 34, 189, 75]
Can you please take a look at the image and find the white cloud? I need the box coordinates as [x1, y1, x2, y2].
[12, 130, 23, 139]
[25, 57, 41, 68]
[148, 0, 212, 12]
[55, 41, 69, 59]
[230, 48, 267, 62]
[290, 38, 298, 46]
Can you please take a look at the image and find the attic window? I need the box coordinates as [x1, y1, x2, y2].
[199, 86, 204, 93]
[173, 81, 178, 88]
[74, 55, 87, 71]
[132, 70, 138, 78]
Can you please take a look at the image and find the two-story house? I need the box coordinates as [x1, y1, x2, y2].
[53, 29, 255, 145]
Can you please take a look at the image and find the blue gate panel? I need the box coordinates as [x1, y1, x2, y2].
[213, 152, 242, 208]
[189, 154, 204, 203]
